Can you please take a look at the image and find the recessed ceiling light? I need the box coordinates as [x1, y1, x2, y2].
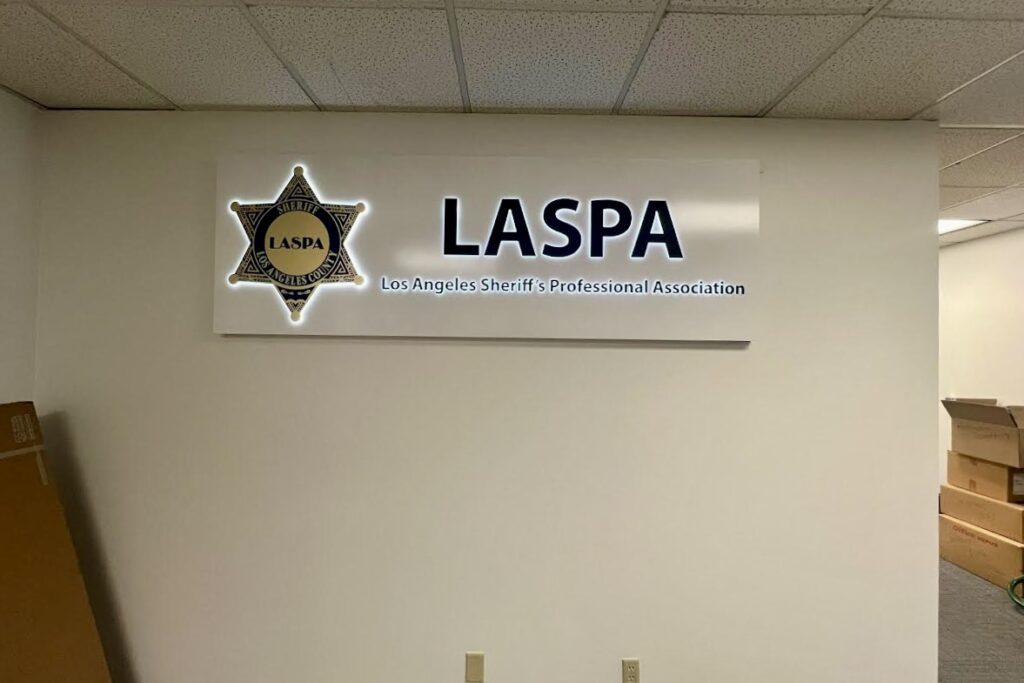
[938, 218, 986, 235]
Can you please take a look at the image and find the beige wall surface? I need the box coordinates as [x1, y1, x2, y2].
[940, 228, 1024, 476]
[0, 90, 36, 403]
[33, 113, 938, 683]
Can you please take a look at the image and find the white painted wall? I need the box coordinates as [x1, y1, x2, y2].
[0, 90, 37, 403]
[939, 228, 1024, 477]
[32, 113, 938, 683]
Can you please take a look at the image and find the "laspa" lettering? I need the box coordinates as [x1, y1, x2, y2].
[442, 197, 684, 259]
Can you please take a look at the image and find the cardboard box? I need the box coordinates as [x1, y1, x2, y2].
[940, 484, 1024, 542]
[0, 400, 43, 454]
[948, 450, 1024, 503]
[0, 401, 112, 683]
[939, 514, 1024, 589]
[942, 398, 1024, 468]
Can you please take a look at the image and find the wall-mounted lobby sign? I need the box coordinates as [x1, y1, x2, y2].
[214, 155, 759, 341]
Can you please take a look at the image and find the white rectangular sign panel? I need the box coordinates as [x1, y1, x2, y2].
[214, 155, 758, 341]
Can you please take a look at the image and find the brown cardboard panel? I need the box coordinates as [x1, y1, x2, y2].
[940, 484, 1024, 542]
[950, 419, 1024, 468]
[0, 403, 111, 683]
[942, 398, 1017, 426]
[1009, 406, 1024, 428]
[948, 451, 1024, 503]
[939, 514, 1024, 590]
[0, 401, 44, 454]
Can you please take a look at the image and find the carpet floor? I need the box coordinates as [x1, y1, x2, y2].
[940, 560, 1024, 682]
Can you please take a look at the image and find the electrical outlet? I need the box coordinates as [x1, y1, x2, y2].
[465, 652, 484, 683]
[622, 658, 639, 683]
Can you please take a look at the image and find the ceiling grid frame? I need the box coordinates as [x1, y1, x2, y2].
[22, 0, 180, 110]
[231, 0, 325, 110]
[445, 0, 473, 112]
[0, 82, 45, 109]
[939, 130, 1024, 171]
[942, 184, 1018, 212]
[2, 0, 1024, 245]
[1, 0, 1021, 119]
[941, 124, 1024, 129]
[908, 46, 1024, 120]
[612, 0, 671, 113]
[942, 182, 1024, 216]
[756, 0, 894, 117]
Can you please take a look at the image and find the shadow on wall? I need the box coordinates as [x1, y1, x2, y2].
[39, 411, 137, 683]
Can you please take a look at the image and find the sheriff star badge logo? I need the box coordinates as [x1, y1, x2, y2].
[228, 166, 365, 321]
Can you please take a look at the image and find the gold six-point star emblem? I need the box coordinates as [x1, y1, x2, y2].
[228, 166, 365, 321]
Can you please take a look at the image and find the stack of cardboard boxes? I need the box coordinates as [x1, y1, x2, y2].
[940, 399, 1024, 591]
[0, 401, 111, 682]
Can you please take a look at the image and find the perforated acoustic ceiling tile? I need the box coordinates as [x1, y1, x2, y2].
[455, 0, 659, 9]
[939, 186, 1002, 209]
[668, 0, 872, 12]
[456, 9, 651, 112]
[253, 0, 443, 6]
[36, 2, 313, 108]
[251, 6, 461, 110]
[941, 187, 1024, 220]
[40, 1, 241, 5]
[940, 135, 1024, 187]
[938, 128, 1022, 168]
[940, 219, 1024, 245]
[883, 0, 1024, 20]
[919, 55, 1024, 126]
[35, 0, 238, 6]
[623, 13, 859, 115]
[0, 4, 168, 108]
[770, 17, 1024, 119]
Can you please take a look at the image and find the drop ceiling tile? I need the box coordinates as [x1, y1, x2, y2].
[257, 0, 655, 7]
[919, 56, 1024, 126]
[0, 4, 168, 108]
[939, 186, 1001, 209]
[457, 0, 658, 9]
[37, 2, 313, 108]
[941, 136, 1024, 187]
[938, 129, 1021, 168]
[884, 1, 1024, 20]
[46, 1, 235, 5]
[940, 188, 1024, 220]
[255, 0, 442, 6]
[457, 9, 650, 112]
[623, 13, 859, 115]
[252, 7, 461, 110]
[36, 1, 235, 6]
[940, 219, 1024, 245]
[771, 17, 1024, 119]
[668, 0, 871, 12]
